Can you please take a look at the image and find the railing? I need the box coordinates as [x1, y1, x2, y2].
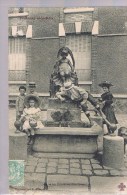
[8, 70, 26, 81]
[75, 69, 92, 81]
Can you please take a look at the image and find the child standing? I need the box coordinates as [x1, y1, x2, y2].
[14, 86, 26, 133]
[16, 86, 26, 120]
[28, 82, 39, 96]
[20, 95, 44, 144]
[98, 81, 118, 134]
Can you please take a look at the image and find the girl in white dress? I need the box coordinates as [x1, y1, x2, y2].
[20, 95, 44, 144]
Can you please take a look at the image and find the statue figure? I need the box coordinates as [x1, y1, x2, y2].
[56, 81, 101, 126]
[50, 47, 78, 97]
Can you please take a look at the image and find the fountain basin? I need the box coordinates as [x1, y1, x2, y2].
[32, 122, 102, 158]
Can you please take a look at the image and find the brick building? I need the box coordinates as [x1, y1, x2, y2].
[8, 7, 127, 98]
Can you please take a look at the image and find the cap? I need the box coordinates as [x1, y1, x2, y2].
[28, 82, 36, 88]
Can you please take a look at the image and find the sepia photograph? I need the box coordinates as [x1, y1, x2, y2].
[8, 6, 127, 194]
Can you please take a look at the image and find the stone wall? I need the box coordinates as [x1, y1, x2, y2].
[98, 7, 127, 34]
[25, 8, 60, 37]
[91, 36, 127, 94]
[91, 7, 127, 94]
[29, 38, 59, 93]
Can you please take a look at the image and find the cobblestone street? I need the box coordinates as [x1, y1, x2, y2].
[9, 155, 127, 194]
[24, 154, 127, 178]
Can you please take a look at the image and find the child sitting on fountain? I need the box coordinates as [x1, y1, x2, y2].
[56, 81, 101, 126]
[20, 95, 44, 144]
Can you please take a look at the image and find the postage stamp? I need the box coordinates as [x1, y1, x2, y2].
[9, 160, 24, 186]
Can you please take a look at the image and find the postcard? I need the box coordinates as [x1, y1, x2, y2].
[6, 4, 127, 195]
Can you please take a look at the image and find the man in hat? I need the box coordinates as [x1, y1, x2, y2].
[28, 82, 39, 96]
[56, 81, 101, 126]
[98, 81, 118, 134]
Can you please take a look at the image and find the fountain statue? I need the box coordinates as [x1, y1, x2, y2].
[49, 47, 78, 97]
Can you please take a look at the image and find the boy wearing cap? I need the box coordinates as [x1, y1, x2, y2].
[16, 86, 26, 120]
[14, 86, 26, 133]
[98, 81, 118, 134]
[28, 82, 39, 96]
[56, 81, 101, 126]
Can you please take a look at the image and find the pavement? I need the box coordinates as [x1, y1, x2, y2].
[9, 153, 127, 194]
[9, 108, 127, 194]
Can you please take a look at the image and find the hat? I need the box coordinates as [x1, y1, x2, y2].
[64, 81, 74, 90]
[24, 94, 41, 107]
[98, 81, 113, 88]
[28, 82, 36, 88]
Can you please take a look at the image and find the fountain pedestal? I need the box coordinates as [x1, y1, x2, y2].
[32, 98, 102, 158]
[46, 98, 81, 123]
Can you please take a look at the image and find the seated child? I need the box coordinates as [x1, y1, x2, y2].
[20, 94, 44, 144]
[14, 86, 26, 133]
[56, 81, 100, 126]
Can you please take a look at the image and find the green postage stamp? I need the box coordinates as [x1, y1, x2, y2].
[9, 160, 24, 186]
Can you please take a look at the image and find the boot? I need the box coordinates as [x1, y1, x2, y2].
[86, 113, 94, 127]
[28, 135, 35, 145]
[95, 105, 102, 115]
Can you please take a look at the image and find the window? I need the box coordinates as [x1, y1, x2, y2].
[8, 37, 26, 81]
[8, 7, 24, 14]
[66, 34, 91, 82]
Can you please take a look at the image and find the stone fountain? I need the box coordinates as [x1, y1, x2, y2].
[32, 47, 103, 158]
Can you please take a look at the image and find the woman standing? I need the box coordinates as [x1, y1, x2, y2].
[98, 81, 118, 135]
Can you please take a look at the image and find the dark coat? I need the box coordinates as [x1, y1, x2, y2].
[101, 92, 118, 124]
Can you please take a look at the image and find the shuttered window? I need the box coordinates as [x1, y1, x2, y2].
[8, 37, 26, 81]
[66, 34, 91, 81]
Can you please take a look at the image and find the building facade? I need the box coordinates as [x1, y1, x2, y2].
[8, 7, 127, 96]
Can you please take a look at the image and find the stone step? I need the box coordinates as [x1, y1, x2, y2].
[35, 123, 101, 136]
[33, 152, 95, 159]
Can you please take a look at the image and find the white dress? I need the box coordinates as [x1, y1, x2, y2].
[22, 107, 44, 130]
